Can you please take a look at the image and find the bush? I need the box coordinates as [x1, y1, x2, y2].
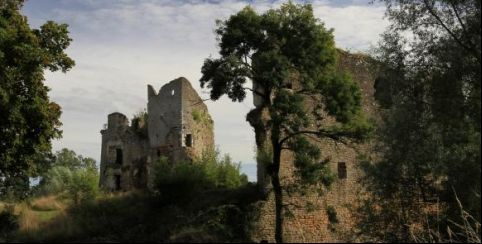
[131, 109, 148, 138]
[68, 169, 99, 205]
[153, 149, 248, 200]
[198, 149, 248, 189]
[40, 166, 99, 204]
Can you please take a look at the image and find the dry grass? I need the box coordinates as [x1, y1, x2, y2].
[410, 194, 481, 243]
[0, 196, 66, 239]
[17, 205, 40, 233]
[30, 195, 64, 211]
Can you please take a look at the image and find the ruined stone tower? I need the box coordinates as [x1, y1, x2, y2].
[99, 77, 214, 191]
[249, 50, 380, 242]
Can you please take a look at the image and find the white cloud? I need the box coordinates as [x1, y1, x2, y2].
[23, 0, 388, 181]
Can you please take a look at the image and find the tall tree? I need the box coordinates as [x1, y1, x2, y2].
[362, 0, 480, 241]
[200, 2, 370, 242]
[0, 0, 75, 198]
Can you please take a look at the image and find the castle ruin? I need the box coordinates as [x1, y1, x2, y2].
[249, 50, 380, 242]
[99, 77, 214, 191]
[98, 52, 379, 242]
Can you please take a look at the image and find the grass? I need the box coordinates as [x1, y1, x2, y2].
[30, 195, 64, 211]
[9, 184, 262, 242]
[0, 197, 65, 236]
[35, 210, 60, 222]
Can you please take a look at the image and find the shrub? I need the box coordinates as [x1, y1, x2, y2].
[68, 169, 99, 205]
[41, 166, 99, 204]
[191, 109, 213, 129]
[153, 149, 248, 200]
[153, 156, 208, 200]
[131, 109, 148, 138]
[197, 149, 248, 189]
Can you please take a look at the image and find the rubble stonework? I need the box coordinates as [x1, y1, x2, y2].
[249, 50, 380, 242]
[99, 77, 214, 191]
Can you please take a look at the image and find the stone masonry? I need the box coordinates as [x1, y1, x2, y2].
[249, 50, 380, 242]
[99, 77, 214, 191]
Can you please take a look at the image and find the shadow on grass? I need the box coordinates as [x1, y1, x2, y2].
[15, 183, 264, 243]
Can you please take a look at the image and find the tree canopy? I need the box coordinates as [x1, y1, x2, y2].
[362, 0, 481, 241]
[51, 148, 97, 172]
[200, 2, 371, 242]
[0, 0, 75, 198]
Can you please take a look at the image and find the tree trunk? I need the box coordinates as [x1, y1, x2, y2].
[272, 168, 283, 243]
[271, 128, 283, 243]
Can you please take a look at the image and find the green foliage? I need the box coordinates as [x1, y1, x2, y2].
[191, 108, 213, 129]
[131, 109, 148, 138]
[198, 149, 248, 189]
[67, 169, 99, 205]
[361, 0, 481, 242]
[200, 1, 371, 183]
[153, 149, 248, 200]
[0, 0, 75, 198]
[14, 185, 261, 242]
[51, 148, 97, 172]
[40, 166, 98, 204]
[34, 148, 98, 204]
[200, 2, 371, 241]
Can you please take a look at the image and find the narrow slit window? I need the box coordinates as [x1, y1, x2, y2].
[115, 148, 123, 165]
[114, 175, 121, 191]
[185, 134, 193, 147]
[338, 162, 347, 179]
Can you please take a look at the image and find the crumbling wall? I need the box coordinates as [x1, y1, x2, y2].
[147, 80, 183, 149]
[100, 112, 150, 191]
[250, 50, 380, 242]
[180, 78, 215, 161]
[100, 77, 215, 191]
[147, 77, 214, 163]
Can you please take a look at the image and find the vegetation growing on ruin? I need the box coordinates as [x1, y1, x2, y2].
[200, 2, 371, 242]
[131, 109, 148, 138]
[1, 0, 480, 243]
[191, 108, 213, 130]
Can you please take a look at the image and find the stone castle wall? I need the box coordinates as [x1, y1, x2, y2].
[250, 50, 380, 242]
[99, 77, 214, 191]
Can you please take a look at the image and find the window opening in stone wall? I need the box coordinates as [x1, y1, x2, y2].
[114, 175, 121, 191]
[338, 162, 347, 179]
[185, 134, 193, 147]
[115, 148, 123, 165]
[283, 80, 293, 89]
[171, 89, 175, 95]
[157, 149, 161, 157]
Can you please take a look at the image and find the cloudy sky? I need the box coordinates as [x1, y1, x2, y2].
[22, 0, 388, 181]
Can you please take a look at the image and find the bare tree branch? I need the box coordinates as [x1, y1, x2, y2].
[243, 86, 267, 98]
[279, 129, 352, 146]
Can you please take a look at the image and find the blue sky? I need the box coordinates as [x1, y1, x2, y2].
[21, 0, 388, 181]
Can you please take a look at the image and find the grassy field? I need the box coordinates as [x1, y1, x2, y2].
[2, 184, 262, 242]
